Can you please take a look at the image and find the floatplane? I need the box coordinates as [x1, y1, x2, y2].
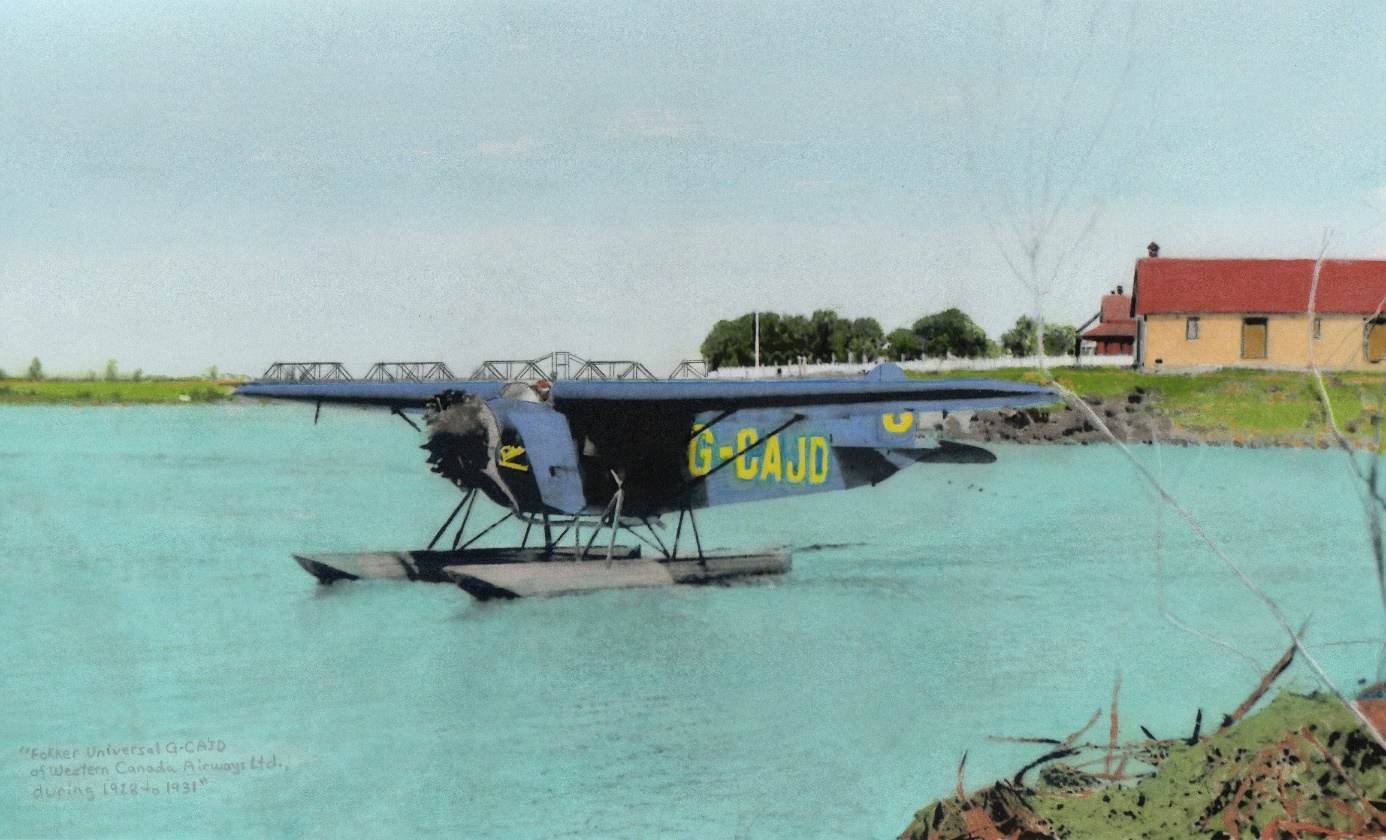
[237, 361, 1054, 600]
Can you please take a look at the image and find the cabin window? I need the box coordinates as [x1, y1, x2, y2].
[1313, 318, 1322, 340]
[1368, 319, 1386, 363]
[1241, 318, 1268, 360]
[1185, 317, 1200, 340]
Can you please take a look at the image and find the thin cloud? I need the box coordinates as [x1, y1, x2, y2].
[476, 137, 541, 157]
[606, 109, 698, 139]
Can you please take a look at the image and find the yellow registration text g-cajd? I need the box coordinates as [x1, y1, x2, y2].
[688, 426, 829, 484]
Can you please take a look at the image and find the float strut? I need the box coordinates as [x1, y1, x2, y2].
[427, 491, 472, 550]
[605, 482, 625, 567]
[451, 492, 480, 550]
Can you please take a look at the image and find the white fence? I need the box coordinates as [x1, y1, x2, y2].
[706, 354, 1136, 379]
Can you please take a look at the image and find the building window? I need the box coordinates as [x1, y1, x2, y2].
[1186, 317, 1200, 340]
[1241, 317, 1268, 360]
[1313, 317, 1322, 340]
[1368, 319, 1386, 363]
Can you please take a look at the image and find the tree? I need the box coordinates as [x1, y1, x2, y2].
[1043, 324, 1078, 357]
[780, 316, 813, 365]
[27, 357, 42, 381]
[700, 310, 889, 368]
[1000, 316, 1078, 357]
[105, 359, 118, 381]
[700, 314, 756, 370]
[754, 311, 789, 365]
[809, 309, 850, 363]
[911, 308, 991, 358]
[845, 317, 885, 362]
[954, 4, 1146, 367]
[886, 328, 925, 361]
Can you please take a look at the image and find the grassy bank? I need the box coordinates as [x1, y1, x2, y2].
[911, 367, 1386, 443]
[0, 379, 237, 405]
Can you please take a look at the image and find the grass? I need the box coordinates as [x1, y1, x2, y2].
[0, 379, 237, 405]
[909, 366, 1386, 441]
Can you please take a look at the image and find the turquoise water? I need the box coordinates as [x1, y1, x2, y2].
[2, 404, 1382, 839]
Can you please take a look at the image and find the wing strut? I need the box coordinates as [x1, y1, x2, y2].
[683, 409, 734, 444]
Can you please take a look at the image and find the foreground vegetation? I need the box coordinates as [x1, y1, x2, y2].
[901, 690, 1386, 840]
[0, 379, 236, 405]
[911, 366, 1386, 444]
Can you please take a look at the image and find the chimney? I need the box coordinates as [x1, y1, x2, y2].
[1147, 242, 1160, 258]
[1116, 284, 1124, 295]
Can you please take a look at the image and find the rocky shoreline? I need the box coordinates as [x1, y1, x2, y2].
[925, 390, 1354, 450]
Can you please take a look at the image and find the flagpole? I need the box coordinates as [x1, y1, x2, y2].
[754, 311, 760, 374]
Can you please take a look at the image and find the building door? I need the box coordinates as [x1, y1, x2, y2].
[1368, 320, 1386, 363]
[1241, 318, 1268, 360]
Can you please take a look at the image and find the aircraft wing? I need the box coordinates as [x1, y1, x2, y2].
[235, 380, 506, 408]
[235, 364, 1058, 414]
[549, 364, 1057, 416]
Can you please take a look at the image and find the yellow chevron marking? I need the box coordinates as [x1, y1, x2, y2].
[499, 445, 529, 471]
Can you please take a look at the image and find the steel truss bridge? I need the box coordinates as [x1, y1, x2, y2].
[256, 353, 707, 383]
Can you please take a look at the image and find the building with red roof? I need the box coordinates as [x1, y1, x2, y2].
[1078, 287, 1136, 356]
[1130, 249, 1386, 370]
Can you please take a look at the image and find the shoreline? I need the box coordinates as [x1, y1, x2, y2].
[932, 392, 1381, 451]
[3, 372, 1381, 452]
[0, 380, 237, 405]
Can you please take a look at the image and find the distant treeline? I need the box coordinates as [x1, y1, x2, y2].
[2, 358, 223, 382]
[700, 310, 1078, 370]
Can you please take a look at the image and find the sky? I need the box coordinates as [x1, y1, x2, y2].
[3, 1, 1386, 377]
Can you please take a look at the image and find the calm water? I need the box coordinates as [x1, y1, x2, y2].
[2, 403, 1382, 839]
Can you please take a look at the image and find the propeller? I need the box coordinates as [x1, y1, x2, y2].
[421, 391, 522, 511]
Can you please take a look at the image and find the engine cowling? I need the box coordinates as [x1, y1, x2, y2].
[421, 390, 587, 515]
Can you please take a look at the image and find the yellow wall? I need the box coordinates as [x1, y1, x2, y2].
[1142, 313, 1383, 370]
